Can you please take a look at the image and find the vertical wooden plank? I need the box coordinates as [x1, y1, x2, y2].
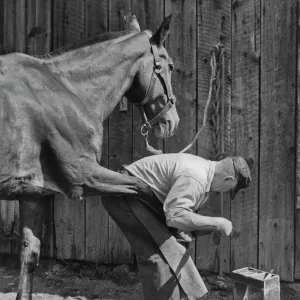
[10, 201, 19, 254]
[86, 0, 108, 38]
[11, 0, 25, 255]
[0, 201, 13, 253]
[196, 0, 231, 273]
[2, 0, 26, 255]
[1, 0, 14, 253]
[259, 0, 296, 282]
[131, 0, 164, 161]
[54, 195, 85, 260]
[52, 0, 86, 261]
[4, 0, 16, 53]
[164, 0, 197, 154]
[0, 0, 5, 54]
[85, 0, 109, 263]
[26, 0, 52, 55]
[0, 0, 11, 254]
[164, 0, 197, 262]
[295, 0, 300, 281]
[231, 0, 260, 270]
[15, 0, 26, 53]
[25, 0, 53, 258]
[53, 0, 85, 49]
[108, 0, 133, 264]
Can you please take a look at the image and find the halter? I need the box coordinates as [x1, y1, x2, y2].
[138, 31, 177, 137]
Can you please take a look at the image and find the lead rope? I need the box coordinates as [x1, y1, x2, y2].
[144, 40, 217, 155]
[181, 42, 227, 279]
[179, 48, 217, 154]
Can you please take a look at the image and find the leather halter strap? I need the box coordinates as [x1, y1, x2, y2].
[138, 31, 176, 132]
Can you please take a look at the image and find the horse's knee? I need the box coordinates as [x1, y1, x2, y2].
[20, 227, 41, 272]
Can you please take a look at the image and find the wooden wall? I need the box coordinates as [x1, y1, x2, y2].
[0, 0, 299, 282]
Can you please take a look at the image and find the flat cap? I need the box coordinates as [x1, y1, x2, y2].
[230, 156, 251, 200]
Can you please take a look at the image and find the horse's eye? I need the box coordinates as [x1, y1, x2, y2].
[169, 63, 174, 71]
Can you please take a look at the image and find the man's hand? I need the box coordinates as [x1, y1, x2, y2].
[216, 217, 232, 236]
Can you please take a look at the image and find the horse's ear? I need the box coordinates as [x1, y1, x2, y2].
[124, 15, 141, 31]
[151, 14, 172, 46]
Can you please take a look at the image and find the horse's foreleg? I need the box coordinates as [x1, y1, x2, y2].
[16, 198, 49, 300]
[82, 164, 154, 198]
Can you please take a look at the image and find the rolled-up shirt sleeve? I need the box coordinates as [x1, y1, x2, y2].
[164, 175, 205, 223]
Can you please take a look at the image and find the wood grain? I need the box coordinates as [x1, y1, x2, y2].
[163, 0, 197, 262]
[26, 0, 52, 55]
[296, 0, 300, 280]
[230, 0, 260, 271]
[0, 0, 4, 54]
[0, 0, 11, 254]
[54, 195, 85, 260]
[15, 0, 26, 53]
[52, 0, 86, 261]
[0, 201, 13, 253]
[196, 0, 231, 274]
[0, 0, 298, 272]
[85, 0, 109, 263]
[107, 0, 133, 264]
[0, 0, 26, 255]
[164, 0, 197, 154]
[259, 0, 296, 282]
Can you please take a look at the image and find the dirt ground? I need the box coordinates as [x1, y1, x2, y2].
[0, 254, 299, 300]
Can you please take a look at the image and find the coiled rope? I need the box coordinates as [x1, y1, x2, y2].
[210, 43, 226, 279]
[180, 42, 228, 278]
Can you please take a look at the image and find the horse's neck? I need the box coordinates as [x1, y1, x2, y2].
[48, 32, 149, 121]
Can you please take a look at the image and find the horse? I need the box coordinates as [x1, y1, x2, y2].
[0, 15, 179, 299]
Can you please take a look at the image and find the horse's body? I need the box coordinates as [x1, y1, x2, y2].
[0, 33, 141, 200]
[0, 16, 179, 300]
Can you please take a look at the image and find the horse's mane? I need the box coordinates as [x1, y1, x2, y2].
[35, 29, 133, 59]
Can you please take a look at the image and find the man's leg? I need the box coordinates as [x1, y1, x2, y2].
[102, 196, 187, 300]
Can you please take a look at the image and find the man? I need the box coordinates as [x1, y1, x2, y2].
[102, 153, 251, 300]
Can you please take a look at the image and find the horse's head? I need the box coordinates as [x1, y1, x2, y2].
[125, 15, 180, 138]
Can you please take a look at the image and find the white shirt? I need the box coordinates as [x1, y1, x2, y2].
[125, 153, 216, 221]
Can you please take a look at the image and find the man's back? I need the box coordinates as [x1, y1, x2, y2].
[125, 153, 215, 204]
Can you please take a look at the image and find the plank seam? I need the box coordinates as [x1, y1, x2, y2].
[107, 0, 111, 263]
[257, 0, 262, 270]
[84, 0, 87, 261]
[194, 0, 199, 264]
[106, 0, 110, 266]
[294, 0, 299, 279]
[230, 0, 233, 271]
[163, 0, 166, 154]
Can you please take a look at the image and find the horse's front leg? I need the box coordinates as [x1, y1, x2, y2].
[16, 197, 50, 300]
[82, 164, 154, 198]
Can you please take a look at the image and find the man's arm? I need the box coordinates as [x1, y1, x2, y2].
[164, 176, 232, 236]
[166, 210, 232, 236]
